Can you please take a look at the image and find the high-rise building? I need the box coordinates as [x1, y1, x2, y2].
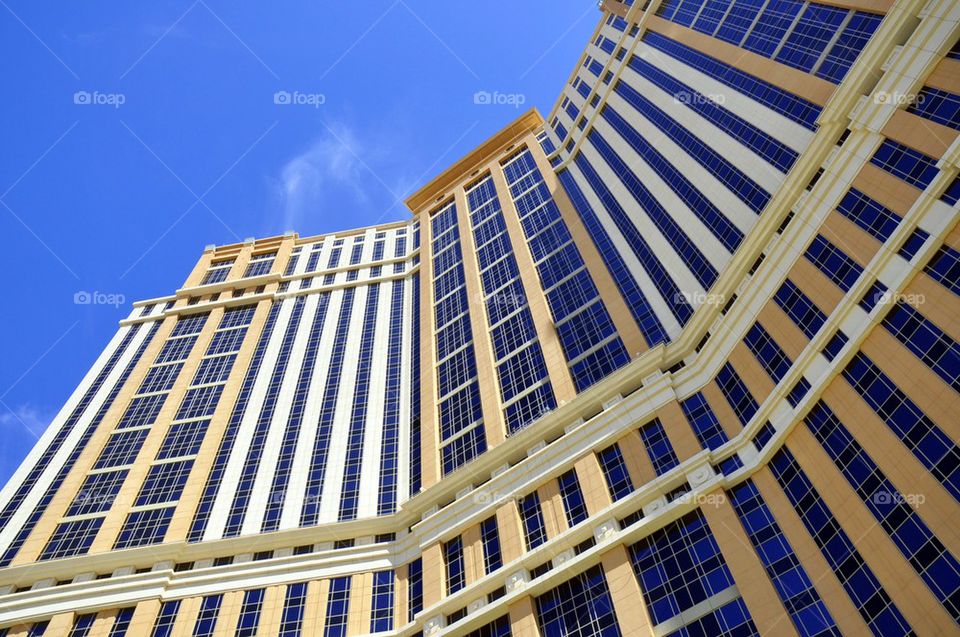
[1, 0, 958, 634]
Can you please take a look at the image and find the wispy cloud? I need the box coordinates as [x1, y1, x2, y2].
[0, 404, 52, 439]
[274, 122, 386, 230]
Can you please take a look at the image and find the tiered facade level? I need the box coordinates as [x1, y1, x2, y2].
[1, 0, 959, 634]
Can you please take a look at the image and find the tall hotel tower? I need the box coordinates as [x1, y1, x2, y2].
[2, 0, 959, 635]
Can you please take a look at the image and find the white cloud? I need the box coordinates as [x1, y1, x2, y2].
[276, 123, 377, 231]
[0, 404, 51, 439]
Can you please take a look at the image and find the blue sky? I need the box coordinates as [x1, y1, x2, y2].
[0, 2, 599, 484]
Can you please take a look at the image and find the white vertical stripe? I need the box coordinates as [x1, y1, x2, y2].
[239, 294, 320, 536]
[592, 114, 733, 271]
[565, 160, 684, 339]
[317, 285, 370, 523]
[279, 289, 345, 530]
[203, 298, 296, 541]
[634, 42, 814, 152]
[585, 136, 703, 298]
[617, 62, 789, 199]
[0, 322, 152, 553]
[356, 281, 394, 519]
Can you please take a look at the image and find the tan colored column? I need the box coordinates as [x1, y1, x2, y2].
[725, 347, 775, 412]
[903, 274, 960, 344]
[127, 599, 163, 636]
[422, 542, 445, 607]
[463, 523, 485, 585]
[822, 383, 960, 551]
[302, 579, 329, 636]
[90, 306, 227, 553]
[883, 109, 957, 159]
[654, 401, 701, 463]
[600, 545, 654, 636]
[786, 429, 957, 633]
[615, 431, 655, 489]
[851, 163, 920, 219]
[347, 572, 372, 636]
[537, 480, 568, 540]
[575, 454, 614, 516]
[700, 489, 798, 636]
[213, 590, 245, 637]
[88, 609, 121, 637]
[12, 313, 177, 565]
[395, 564, 409, 628]
[257, 585, 285, 637]
[751, 468, 871, 637]
[496, 500, 527, 564]
[418, 209, 440, 489]
[529, 133, 647, 359]
[820, 213, 881, 269]
[170, 596, 201, 637]
[926, 58, 960, 94]
[786, 258, 845, 318]
[508, 596, 541, 637]
[699, 383, 744, 440]
[755, 305, 811, 363]
[490, 161, 576, 403]
[44, 612, 75, 635]
[454, 187, 506, 449]
[166, 299, 273, 541]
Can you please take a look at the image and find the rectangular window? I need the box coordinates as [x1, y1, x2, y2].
[324, 577, 351, 637]
[597, 444, 634, 501]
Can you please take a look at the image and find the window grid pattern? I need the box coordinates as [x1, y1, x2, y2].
[558, 164, 668, 346]
[431, 201, 487, 474]
[642, 32, 821, 129]
[841, 351, 960, 499]
[378, 280, 405, 515]
[770, 448, 915, 636]
[656, 0, 881, 83]
[557, 469, 590, 527]
[278, 583, 307, 637]
[8, 322, 159, 566]
[370, 570, 395, 632]
[728, 480, 840, 637]
[639, 419, 680, 476]
[300, 289, 357, 527]
[467, 174, 556, 432]
[597, 443, 635, 501]
[611, 79, 770, 216]
[188, 303, 282, 542]
[627, 50, 798, 172]
[534, 565, 622, 637]
[881, 301, 960, 391]
[806, 401, 960, 622]
[629, 510, 738, 624]
[503, 149, 631, 390]
[339, 284, 381, 521]
[580, 137, 695, 327]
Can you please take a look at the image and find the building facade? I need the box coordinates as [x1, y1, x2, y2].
[0, 0, 959, 634]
